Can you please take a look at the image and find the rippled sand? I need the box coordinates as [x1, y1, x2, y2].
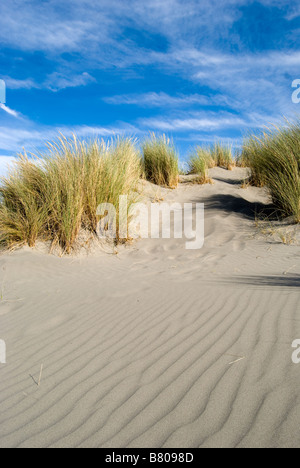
[0, 168, 299, 448]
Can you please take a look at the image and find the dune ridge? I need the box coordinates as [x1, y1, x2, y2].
[0, 168, 299, 448]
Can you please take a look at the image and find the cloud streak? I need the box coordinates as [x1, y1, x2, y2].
[139, 112, 247, 132]
[0, 0, 299, 157]
[0, 122, 140, 152]
[103, 92, 231, 108]
[3, 73, 96, 92]
[0, 104, 20, 118]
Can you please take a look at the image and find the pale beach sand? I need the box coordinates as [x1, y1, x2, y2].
[0, 167, 300, 448]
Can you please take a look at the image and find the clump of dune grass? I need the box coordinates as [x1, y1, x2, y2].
[41, 138, 86, 253]
[188, 147, 213, 184]
[0, 135, 141, 253]
[195, 146, 216, 169]
[143, 134, 179, 188]
[96, 137, 142, 241]
[236, 149, 250, 168]
[81, 137, 141, 235]
[187, 142, 234, 183]
[242, 120, 300, 223]
[240, 136, 266, 187]
[189, 141, 234, 173]
[211, 142, 234, 170]
[0, 156, 50, 249]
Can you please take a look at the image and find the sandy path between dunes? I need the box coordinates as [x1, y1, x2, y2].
[0, 167, 300, 448]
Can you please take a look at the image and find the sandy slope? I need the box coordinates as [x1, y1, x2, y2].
[0, 167, 300, 448]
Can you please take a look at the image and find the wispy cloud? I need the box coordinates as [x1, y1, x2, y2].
[45, 72, 96, 91]
[3, 73, 96, 92]
[103, 92, 230, 108]
[139, 112, 246, 132]
[0, 0, 92, 53]
[0, 104, 20, 118]
[0, 0, 299, 157]
[3, 77, 40, 90]
[1, 0, 295, 65]
[0, 122, 139, 152]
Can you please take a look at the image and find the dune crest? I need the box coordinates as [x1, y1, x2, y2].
[0, 168, 299, 448]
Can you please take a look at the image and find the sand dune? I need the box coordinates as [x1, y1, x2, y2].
[0, 167, 300, 448]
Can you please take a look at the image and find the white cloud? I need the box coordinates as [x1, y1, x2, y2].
[0, 104, 20, 118]
[0, 0, 297, 72]
[140, 113, 246, 132]
[103, 92, 228, 108]
[0, 2, 92, 53]
[0, 0, 299, 151]
[0, 1, 260, 65]
[45, 72, 96, 91]
[181, 49, 300, 119]
[3, 78, 40, 90]
[3, 73, 96, 92]
[0, 123, 139, 153]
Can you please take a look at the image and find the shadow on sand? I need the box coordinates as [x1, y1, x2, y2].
[192, 193, 275, 221]
[220, 274, 300, 289]
[212, 175, 250, 186]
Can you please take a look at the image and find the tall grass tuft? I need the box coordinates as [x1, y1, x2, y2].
[187, 141, 234, 183]
[0, 135, 142, 253]
[143, 134, 179, 188]
[41, 137, 86, 253]
[94, 137, 142, 240]
[211, 142, 234, 170]
[0, 155, 49, 249]
[188, 147, 212, 184]
[188, 141, 234, 175]
[242, 121, 300, 222]
[81, 137, 141, 234]
[240, 136, 265, 186]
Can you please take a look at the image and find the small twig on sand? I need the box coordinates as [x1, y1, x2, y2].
[228, 357, 245, 365]
[38, 364, 43, 387]
[283, 265, 296, 276]
[223, 353, 246, 365]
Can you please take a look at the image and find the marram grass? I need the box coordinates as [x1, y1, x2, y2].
[210, 142, 234, 170]
[187, 142, 234, 183]
[0, 135, 141, 253]
[188, 147, 212, 184]
[242, 121, 300, 223]
[0, 156, 50, 249]
[143, 134, 179, 188]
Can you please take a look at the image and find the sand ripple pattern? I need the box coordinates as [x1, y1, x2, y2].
[0, 168, 300, 448]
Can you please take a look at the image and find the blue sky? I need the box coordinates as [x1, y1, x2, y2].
[0, 0, 300, 173]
